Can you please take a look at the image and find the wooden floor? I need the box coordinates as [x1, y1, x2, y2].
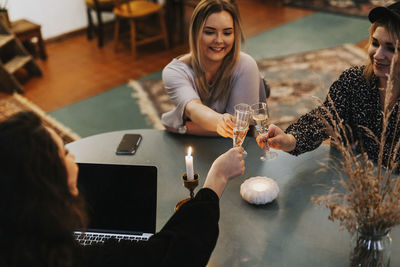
[21, 1, 315, 112]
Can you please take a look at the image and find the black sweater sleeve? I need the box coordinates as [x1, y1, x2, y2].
[81, 188, 220, 267]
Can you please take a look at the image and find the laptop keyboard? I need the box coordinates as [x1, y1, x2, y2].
[74, 231, 153, 246]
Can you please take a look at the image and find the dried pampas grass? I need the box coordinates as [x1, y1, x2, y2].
[311, 43, 400, 266]
[312, 44, 400, 235]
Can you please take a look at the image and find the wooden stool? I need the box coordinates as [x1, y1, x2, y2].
[0, 19, 42, 93]
[113, 0, 169, 59]
[11, 19, 47, 60]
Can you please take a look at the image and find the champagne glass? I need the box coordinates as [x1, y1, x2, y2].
[233, 104, 250, 154]
[251, 102, 278, 161]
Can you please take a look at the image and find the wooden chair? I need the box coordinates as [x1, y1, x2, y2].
[85, 0, 115, 48]
[165, 0, 200, 45]
[113, 0, 169, 59]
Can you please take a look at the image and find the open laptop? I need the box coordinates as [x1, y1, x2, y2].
[74, 163, 157, 246]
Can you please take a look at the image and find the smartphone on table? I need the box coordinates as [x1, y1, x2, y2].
[116, 134, 142, 155]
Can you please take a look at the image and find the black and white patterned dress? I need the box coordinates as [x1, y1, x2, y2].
[285, 66, 400, 166]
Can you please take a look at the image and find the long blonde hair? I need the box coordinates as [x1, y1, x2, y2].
[189, 0, 244, 104]
[364, 19, 400, 86]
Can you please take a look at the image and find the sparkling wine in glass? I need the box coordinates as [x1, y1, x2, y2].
[233, 104, 250, 154]
[251, 102, 277, 161]
[233, 126, 248, 148]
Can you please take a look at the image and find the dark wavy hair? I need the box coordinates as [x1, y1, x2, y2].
[0, 111, 87, 267]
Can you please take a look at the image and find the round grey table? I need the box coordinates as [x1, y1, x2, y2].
[67, 129, 400, 267]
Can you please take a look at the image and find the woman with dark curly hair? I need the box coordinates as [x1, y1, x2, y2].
[0, 111, 245, 267]
[0, 111, 86, 267]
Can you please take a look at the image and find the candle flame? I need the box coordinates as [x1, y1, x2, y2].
[187, 146, 192, 156]
[252, 182, 268, 192]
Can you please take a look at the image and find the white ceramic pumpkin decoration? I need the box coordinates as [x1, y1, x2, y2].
[240, 176, 279, 205]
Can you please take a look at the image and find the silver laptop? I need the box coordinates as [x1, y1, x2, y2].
[74, 163, 157, 246]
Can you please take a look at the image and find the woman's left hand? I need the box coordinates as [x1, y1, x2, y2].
[216, 113, 234, 138]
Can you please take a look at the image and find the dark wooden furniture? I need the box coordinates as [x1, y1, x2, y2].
[85, 0, 115, 48]
[165, 0, 199, 46]
[11, 19, 47, 60]
[0, 19, 41, 93]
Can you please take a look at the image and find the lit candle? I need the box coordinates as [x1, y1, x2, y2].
[240, 176, 279, 205]
[185, 146, 194, 180]
[251, 182, 268, 192]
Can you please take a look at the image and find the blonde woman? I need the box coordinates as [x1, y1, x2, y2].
[161, 0, 266, 138]
[257, 2, 400, 166]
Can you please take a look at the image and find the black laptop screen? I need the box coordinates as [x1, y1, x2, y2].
[77, 163, 157, 234]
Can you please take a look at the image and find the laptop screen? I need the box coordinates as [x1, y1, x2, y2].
[77, 163, 157, 235]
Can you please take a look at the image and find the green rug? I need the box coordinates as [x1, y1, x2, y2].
[49, 83, 154, 138]
[49, 12, 370, 137]
[285, 0, 389, 18]
[245, 12, 369, 61]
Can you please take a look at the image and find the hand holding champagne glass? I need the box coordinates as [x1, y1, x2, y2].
[233, 104, 250, 150]
[251, 102, 278, 161]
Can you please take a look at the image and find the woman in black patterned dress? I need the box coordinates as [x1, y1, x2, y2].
[257, 2, 400, 166]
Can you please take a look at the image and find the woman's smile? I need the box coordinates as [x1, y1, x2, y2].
[374, 61, 390, 70]
[209, 46, 225, 52]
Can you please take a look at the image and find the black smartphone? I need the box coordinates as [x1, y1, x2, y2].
[116, 134, 142, 155]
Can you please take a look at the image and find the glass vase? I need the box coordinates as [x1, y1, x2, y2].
[350, 228, 391, 267]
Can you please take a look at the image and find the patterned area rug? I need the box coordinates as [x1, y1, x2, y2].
[0, 93, 80, 143]
[129, 44, 367, 130]
[284, 0, 395, 17]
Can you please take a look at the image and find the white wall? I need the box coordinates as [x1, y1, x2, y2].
[7, 0, 113, 39]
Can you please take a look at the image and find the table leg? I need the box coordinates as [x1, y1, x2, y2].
[37, 31, 47, 60]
